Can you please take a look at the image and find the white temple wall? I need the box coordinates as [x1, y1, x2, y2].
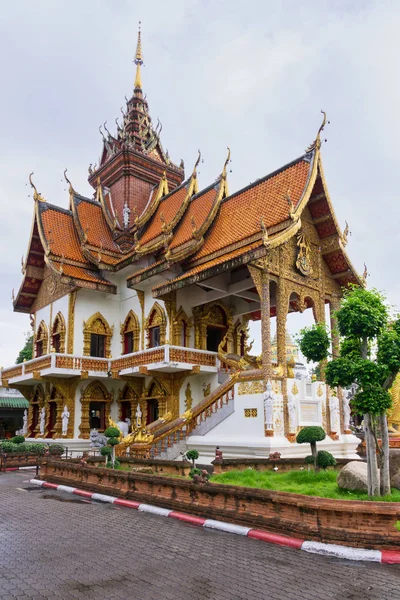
[207, 391, 265, 437]
[179, 372, 219, 414]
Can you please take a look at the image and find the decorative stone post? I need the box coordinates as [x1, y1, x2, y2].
[263, 381, 275, 436]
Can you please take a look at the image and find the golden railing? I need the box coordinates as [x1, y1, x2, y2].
[129, 373, 239, 459]
[24, 356, 52, 374]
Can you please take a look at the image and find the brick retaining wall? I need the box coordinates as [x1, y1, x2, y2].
[39, 460, 400, 550]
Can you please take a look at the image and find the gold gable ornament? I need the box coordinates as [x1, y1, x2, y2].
[296, 229, 313, 277]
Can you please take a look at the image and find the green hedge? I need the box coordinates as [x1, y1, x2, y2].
[0, 441, 64, 455]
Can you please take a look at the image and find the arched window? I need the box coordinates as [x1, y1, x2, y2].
[205, 304, 228, 352]
[52, 312, 66, 353]
[120, 310, 140, 355]
[83, 312, 112, 358]
[145, 302, 167, 348]
[35, 321, 48, 357]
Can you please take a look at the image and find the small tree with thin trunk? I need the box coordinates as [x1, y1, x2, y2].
[186, 449, 199, 468]
[104, 427, 120, 468]
[296, 426, 326, 470]
[298, 286, 400, 497]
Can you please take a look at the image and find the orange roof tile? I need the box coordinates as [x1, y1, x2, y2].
[192, 158, 311, 261]
[40, 206, 87, 263]
[139, 185, 188, 246]
[76, 199, 120, 253]
[153, 240, 262, 293]
[169, 186, 218, 249]
[59, 264, 115, 288]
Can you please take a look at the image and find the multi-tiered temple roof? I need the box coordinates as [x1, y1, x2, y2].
[14, 30, 361, 314]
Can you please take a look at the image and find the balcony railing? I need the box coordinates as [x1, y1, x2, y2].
[1, 345, 217, 384]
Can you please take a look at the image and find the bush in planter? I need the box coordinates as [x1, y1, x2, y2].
[296, 426, 326, 470]
[186, 449, 199, 467]
[316, 450, 336, 470]
[48, 444, 64, 456]
[11, 435, 25, 444]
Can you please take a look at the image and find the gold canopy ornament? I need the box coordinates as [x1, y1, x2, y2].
[306, 110, 329, 153]
[296, 229, 313, 277]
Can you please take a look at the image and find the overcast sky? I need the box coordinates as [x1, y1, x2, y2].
[0, 0, 399, 367]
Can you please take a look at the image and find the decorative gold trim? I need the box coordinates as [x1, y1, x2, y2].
[79, 380, 113, 439]
[83, 312, 113, 358]
[67, 291, 77, 354]
[51, 311, 66, 353]
[144, 302, 167, 348]
[173, 306, 192, 346]
[120, 310, 140, 354]
[35, 321, 48, 358]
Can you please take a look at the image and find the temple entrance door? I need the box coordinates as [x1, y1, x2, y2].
[46, 402, 57, 438]
[146, 399, 159, 425]
[206, 326, 227, 352]
[89, 402, 106, 431]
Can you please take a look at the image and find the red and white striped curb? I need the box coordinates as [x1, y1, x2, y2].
[29, 478, 400, 565]
[3, 466, 37, 472]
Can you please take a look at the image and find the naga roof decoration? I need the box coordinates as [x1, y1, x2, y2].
[14, 41, 362, 314]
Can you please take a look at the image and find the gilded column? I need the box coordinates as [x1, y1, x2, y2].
[277, 278, 289, 436]
[67, 291, 77, 354]
[48, 303, 53, 353]
[136, 290, 145, 350]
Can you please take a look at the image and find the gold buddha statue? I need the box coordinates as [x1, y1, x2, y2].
[388, 373, 400, 434]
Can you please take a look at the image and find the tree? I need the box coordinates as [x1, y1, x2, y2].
[104, 426, 120, 468]
[16, 333, 33, 364]
[186, 449, 199, 467]
[299, 286, 400, 496]
[296, 426, 326, 470]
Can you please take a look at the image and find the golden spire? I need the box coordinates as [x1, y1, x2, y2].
[29, 172, 46, 202]
[134, 22, 144, 91]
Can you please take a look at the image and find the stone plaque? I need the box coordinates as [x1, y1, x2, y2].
[300, 401, 320, 424]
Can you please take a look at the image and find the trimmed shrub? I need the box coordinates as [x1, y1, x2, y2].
[104, 427, 120, 439]
[48, 444, 64, 456]
[297, 427, 326, 470]
[186, 449, 199, 467]
[317, 450, 336, 470]
[189, 467, 202, 479]
[305, 455, 315, 465]
[100, 446, 112, 457]
[106, 459, 120, 469]
[11, 435, 25, 444]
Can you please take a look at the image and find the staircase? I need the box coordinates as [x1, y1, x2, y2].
[129, 373, 239, 460]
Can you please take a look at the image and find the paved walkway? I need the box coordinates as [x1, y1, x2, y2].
[0, 471, 399, 600]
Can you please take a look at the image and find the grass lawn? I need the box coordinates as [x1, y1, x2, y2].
[211, 469, 400, 502]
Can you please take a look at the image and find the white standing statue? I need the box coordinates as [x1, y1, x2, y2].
[61, 405, 70, 436]
[343, 390, 351, 433]
[116, 418, 131, 437]
[22, 409, 28, 436]
[123, 203, 131, 229]
[263, 381, 275, 431]
[136, 403, 142, 429]
[39, 407, 46, 436]
[329, 394, 340, 433]
[288, 394, 297, 433]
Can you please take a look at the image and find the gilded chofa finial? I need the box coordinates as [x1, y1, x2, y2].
[222, 147, 231, 179]
[134, 22, 143, 91]
[362, 263, 368, 286]
[342, 220, 350, 246]
[305, 110, 329, 153]
[29, 172, 46, 202]
[63, 169, 74, 194]
[192, 150, 201, 177]
[260, 218, 269, 247]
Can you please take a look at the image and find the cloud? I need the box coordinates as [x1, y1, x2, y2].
[0, 0, 399, 366]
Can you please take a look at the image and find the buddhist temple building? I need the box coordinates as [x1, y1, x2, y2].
[0, 29, 361, 459]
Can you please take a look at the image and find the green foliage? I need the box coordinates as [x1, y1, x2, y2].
[340, 337, 362, 360]
[377, 322, 400, 378]
[189, 467, 202, 479]
[336, 286, 388, 340]
[48, 444, 64, 456]
[106, 459, 120, 469]
[304, 455, 314, 465]
[104, 427, 120, 439]
[108, 437, 119, 446]
[296, 426, 326, 444]
[210, 469, 400, 502]
[10, 435, 25, 444]
[298, 323, 330, 363]
[395, 521, 400, 532]
[316, 451, 336, 470]
[325, 357, 356, 388]
[352, 386, 392, 416]
[100, 446, 112, 457]
[0, 441, 48, 454]
[16, 333, 33, 364]
[186, 449, 199, 463]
